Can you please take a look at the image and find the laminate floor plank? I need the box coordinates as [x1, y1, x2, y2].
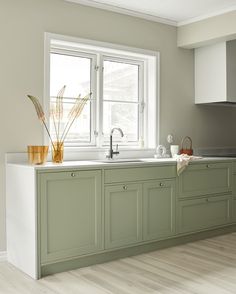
[0, 262, 56, 294]
[1, 232, 236, 294]
[134, 255, 231, 294]
[148, 251, 236, 292]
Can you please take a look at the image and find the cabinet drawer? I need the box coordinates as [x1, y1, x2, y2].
[178, 194, 231, 234]
[104, 165, 176, 184]
[179, 162, 232, 198]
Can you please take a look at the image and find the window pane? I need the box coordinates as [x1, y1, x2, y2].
[50, 53, 91, 98]
[50, 100, 91, 144]
[103, 102, 139, 142]
[103, 60, 139, 102]
[50, 52, 92, 145]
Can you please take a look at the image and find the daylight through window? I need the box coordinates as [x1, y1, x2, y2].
[47, 36, 158, 149]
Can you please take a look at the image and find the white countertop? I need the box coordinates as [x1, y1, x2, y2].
[6, 157, 236, 170]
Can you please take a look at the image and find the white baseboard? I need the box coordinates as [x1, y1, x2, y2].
[0, 251, 7, 262]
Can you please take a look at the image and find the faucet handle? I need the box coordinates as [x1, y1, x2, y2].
[112, 144, 119, 156]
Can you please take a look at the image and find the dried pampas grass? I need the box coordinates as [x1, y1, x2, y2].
[27, 86, 91, 150]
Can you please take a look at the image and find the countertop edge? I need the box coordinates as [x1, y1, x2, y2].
[5, 157, 236, 171]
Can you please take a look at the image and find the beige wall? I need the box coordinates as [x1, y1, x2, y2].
[1, 0, 236, 251]
[178, 11, 236, 48]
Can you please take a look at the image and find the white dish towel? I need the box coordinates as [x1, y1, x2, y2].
[174, 154, 202, 176]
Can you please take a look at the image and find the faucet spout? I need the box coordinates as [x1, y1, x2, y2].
[110, 127, 124, 137]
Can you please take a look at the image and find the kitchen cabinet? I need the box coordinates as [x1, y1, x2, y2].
[178, 161, 232, 233]
[178, 162, 232, 198]
[143, 180, 176, 241]
[105, 183, 142, 249]
[105, 179, 176, 249]
[232, 175, 236, 222]
[195, 40, 236, 104]
[178, 194, 231, 234]
[232, 197, 236, 222]
[6, 159, 236, 279]
[40, 170, 103, 264]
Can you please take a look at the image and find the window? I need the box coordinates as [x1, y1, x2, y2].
[45, 34, 158, 150]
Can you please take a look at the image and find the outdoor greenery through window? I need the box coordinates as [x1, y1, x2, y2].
[48, 36, 158, 149]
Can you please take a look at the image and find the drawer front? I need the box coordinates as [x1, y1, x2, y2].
[104, 165, 176, 184]
[179, 162, 232, 198]
[178, 195, 231, 234]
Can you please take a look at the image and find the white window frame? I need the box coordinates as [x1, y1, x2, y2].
[101, 54, 145, 147]
[44, 33, 159, 154]
[50, 48, 98, 147]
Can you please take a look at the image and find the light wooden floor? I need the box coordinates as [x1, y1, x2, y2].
[1, 233, 236, 294]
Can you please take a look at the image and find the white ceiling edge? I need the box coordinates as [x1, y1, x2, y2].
[178, 5, 236, 26]
[65, 0, 177, 26]
[65, 0, 236, 27]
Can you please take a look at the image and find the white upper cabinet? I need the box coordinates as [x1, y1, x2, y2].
[195, 40, 236, 104]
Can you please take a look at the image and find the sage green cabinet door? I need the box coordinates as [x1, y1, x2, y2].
[179, 162, 232, 199]
[232, 197, 236, 222]
[143, 180, 176, 241]
[40, 170, 103, 264]
[105, 183, 142, 249]
[232, 175, 236, 222]
[178, 194, 231, 234]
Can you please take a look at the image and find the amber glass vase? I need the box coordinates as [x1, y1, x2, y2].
[52, 142, 64, 163]
[27, 146, 49, 165]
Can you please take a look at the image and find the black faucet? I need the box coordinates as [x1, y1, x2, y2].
[106, 128, 124, 159]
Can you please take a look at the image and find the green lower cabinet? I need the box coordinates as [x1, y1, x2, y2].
[232, 175, 236, 222]
[178, 194, 231, 234]
[232, 197, 236, 222]
[105, 183, 142, 249]
[143, 180, 176, 241]
[179, 162, 232, 199]
[40, 170, 103, 264]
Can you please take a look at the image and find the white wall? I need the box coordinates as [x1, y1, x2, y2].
[178, 11, 236, 48]
[1, 0, 236, 251]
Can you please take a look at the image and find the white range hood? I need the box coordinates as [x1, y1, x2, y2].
[195, 40, 236, 105]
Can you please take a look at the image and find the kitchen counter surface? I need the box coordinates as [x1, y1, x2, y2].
[6, 156, 236, 170]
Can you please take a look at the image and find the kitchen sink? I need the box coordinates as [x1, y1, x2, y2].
[99, 159, 145, 163]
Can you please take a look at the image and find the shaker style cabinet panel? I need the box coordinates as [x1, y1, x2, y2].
[40, 170, 103, 264]
[179, 162, 232, 199]
[178, 194, 231, 234]
[143, 180, 176, 241]
[105, 183, 142, 249]
[104, 165, 176, 184]
[232, 197, 236, 222]
[232, 175, 236, 222]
